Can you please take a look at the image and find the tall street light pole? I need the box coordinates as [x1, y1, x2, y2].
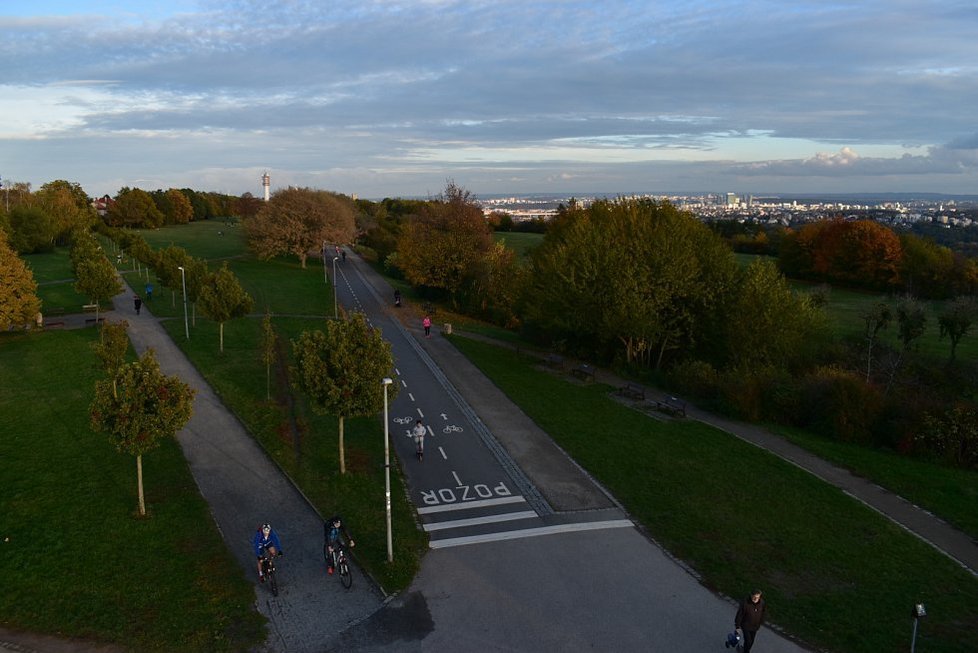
[177, 266, 189, 340]
[322, 241, 328, 284]
[382, 377, 393, 562]
[332, 257, 340, 319]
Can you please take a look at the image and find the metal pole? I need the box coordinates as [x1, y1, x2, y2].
[178, 266, 189, 340]
[332, 257, 339, 319]
[383, 377, 393, 562]
[911, 618, 918, 653]
[322, 241, 328, 283]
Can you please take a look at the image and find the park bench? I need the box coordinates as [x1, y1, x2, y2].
[618, 382, 646, 401]
[655, 396, 687, 418]
[545, 353, 565, 370]
[44, 321, 65, 329]
[571, 363, 595, 383]
[82, 303, 99, 313]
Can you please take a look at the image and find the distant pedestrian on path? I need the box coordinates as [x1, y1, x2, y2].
[423, 315, 431, 338]
[411, 419, 426, 461]
[734, 590, 766, 652]
[134, 296, 142, 315]
[145, 283, 153, 301]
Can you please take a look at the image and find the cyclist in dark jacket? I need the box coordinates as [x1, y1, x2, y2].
[254, 524, 282, 582]
[324, 515, 355, 575]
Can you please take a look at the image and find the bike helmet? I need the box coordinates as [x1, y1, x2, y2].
[330, 515, 342, 526]
[261, 523, 271, 534]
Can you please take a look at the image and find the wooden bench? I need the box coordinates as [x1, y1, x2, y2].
[618, 382, 645, 400]
[571, 363, 595, 382]
[85, 316, 105, 325]
[545, 353, 565, 370]
[44, 321, 66, 329]
[82, 303, 99, 313]
[655, 396, 687, 418]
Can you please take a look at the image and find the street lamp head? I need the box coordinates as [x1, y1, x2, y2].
[913, 603, 926, 618]
[178, 266, 185, 271]
[333, 257, 339, 262]
[382, 377, 393, 385]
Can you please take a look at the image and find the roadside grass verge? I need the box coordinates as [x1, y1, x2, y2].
[0, 330, 264, 652]
[448, 334, 978, 653]
[158, 311, 426, 592]
[773, 426, 978, 541]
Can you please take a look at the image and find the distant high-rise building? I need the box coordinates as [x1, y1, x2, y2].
[262, 171, 270, 202]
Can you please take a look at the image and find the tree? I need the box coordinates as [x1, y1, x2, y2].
[106, 188, 164, 228]
[197, 263, 254, 352]
[6, 206, 57, 254]
[895, 297, 928, 352]
[236, 192, 263, 220]
[91, 321, 130, 397]
[244, 187, 356, 268]
[0, 230, 41, 329]
[74, 255, 122, 321]
[35, 180, 96, 246]
[720, 258, 826, 372]
[938, 297, 976, 362]
[395, 181, 491, 306]
[292, 312, 397, 474]
[154, 188, 194, 225]
[90, 349, 195, 516]
[523, 197, 738, 369]
[861, 302, 892, 381]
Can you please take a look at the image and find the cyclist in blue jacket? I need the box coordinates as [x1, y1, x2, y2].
[254, 523, 282, 582]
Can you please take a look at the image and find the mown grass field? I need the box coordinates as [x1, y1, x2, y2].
[448, 335, 978, 653]
[0, 329, 264, 651]
[493, 231, 543, 259]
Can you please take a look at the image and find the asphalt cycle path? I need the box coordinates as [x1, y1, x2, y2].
[104, 281, 385, 653]
[324, 251, 811, 652]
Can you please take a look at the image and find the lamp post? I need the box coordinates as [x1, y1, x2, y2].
[177, 266, 189, 340]
[382, 377, 394, 562]
[322, 241, 328, 284]
[911, 603, 926, 653]
[332, 257, 340, 319]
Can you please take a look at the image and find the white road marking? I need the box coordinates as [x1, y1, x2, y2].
[408, 392, 415, 402]
[418, 496, 526, 514]
[429, 520, 635, 548]
[441, 413, 448, 420]
[451, 471, 462, 486]
[401, 379, 407, 388]
[439, 446, 447, 460]
[417, 408, 424, 418]
[423, 511, 538, 532]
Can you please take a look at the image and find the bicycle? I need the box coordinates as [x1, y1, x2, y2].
[260, 549, 279, 596]
[325, 543, 353, 589]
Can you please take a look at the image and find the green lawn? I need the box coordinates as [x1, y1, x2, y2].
[493, 231, 543, 259]
[0, 330, 264, 651]
[134, 220, 248, 260]
[773, 425, 978, 541]
[448, 335, 978, 653]
[23, 248, 90, 314]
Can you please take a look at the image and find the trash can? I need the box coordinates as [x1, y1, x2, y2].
[443, 323, 452, 335]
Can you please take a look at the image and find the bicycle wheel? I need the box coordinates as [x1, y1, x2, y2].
[268, 569, 278, 596]
[339, 557, 353, 589]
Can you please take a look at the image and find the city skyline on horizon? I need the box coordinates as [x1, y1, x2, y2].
[3, 1, 978, 200]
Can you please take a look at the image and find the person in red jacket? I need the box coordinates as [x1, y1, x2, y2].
[735, 590, 766, 652]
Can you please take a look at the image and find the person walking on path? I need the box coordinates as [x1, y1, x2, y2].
[134, 296, 142, 315]
[734, 590, 766, 652]
[411, 419, 426, 461]
[423, 315, 432, 338]
[144, 282, 153, 301]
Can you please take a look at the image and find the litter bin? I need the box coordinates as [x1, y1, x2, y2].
[443, 323, 452, 335]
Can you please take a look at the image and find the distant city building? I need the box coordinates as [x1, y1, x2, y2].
[262, 171, 270, 202]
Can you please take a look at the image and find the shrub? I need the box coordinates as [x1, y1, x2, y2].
[669, 359, 719, 405]
[917, 405, 978, 469]
[797, 366, 882, 444]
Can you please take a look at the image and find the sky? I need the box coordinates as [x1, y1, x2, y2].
[3, 0, 978, 200]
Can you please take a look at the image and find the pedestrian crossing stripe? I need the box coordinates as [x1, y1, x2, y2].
[429, 519, 634, 549]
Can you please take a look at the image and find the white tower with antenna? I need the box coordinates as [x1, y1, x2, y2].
[261, 171, 270, 202]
